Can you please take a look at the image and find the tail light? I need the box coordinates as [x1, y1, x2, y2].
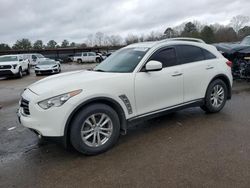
[226, 61, 232, 68]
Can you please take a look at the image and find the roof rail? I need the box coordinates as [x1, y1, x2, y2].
[162, 37, 205, 43]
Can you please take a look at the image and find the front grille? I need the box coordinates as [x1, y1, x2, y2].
[0, 65, 12, 69]
[20, 98, 30, 115]
[35, 70, 53, 74]
[0, 70, 13, 76]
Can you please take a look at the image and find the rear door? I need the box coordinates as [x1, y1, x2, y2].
[176, 45, 217, 102]
[88, 52, 96, 62]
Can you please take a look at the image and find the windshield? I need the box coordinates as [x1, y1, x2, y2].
[38, 61, 56, 65]
[0, 56, 18, 63]
[241, 37, 250, 45]
[94, 47, 149, 73]
[36, 54, 45, 58]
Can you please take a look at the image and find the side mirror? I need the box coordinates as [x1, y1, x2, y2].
[145, 60, 162, 72]
[19, 59, 23, 62]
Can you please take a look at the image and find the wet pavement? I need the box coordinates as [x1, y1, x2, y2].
[1, 65, 250, 188]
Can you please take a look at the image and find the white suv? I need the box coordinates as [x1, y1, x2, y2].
[18, 39, 233, 155]
[0, 55, 30, 78]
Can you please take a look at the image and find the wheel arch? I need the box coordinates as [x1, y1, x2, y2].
[208, 74, 232, 99]
[63, 97, 127, 148]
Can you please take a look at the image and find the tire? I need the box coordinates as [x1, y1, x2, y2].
[96, 58, 101, 63]
[17, 67, 23, 78]
[70, 103, 120, 155]
[201, 79, 228, 113]
[77, 59, 82, 63]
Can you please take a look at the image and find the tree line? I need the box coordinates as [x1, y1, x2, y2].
[0, 15, 250, 51]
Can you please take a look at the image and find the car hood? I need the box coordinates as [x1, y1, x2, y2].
[36, 64, 57, 69]
[38, 57, 47, 60]
[28, 70, 123, 95]
[0, 61, 18, 66]
[214, 42, 250, 54]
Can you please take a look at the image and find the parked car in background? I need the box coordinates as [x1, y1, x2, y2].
[18, 38, 232, 155]
[23, 53, 47, 67]
[67, 55, 74, 62]
[35, 59, 61, 76]
[214, 36, 250, 80]
[0, 55, 30, 78]
[73, 52, 102, 63]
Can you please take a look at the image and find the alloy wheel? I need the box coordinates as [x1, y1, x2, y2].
[81, 113, 113, 147]
[210, 84, 225, 108]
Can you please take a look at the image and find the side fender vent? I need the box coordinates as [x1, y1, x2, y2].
[119, 95, 133, 114]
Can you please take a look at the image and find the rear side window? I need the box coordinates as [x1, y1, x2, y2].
[203, 49, 216, 60]
[149, 48, 177, 68]
[88, 52, 96, 56]
[176, 45, 204, 64]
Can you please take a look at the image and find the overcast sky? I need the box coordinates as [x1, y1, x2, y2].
[0, 0, 249, 44]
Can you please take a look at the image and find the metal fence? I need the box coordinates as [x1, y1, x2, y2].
[0, 46, 123, 61]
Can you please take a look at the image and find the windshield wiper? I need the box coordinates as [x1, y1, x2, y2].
[94, 69, 106, 72]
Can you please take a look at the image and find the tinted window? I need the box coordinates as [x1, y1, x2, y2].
[203, 49, 216, 60]
[176, 45, 204, 64]
[82, 52, 87, 56]
[89, 52, 96, 56]
[149, 48, 177, 67]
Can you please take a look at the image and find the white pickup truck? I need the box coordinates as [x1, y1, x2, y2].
[73, 52, 102, 63]
[0, 55, 30, 78]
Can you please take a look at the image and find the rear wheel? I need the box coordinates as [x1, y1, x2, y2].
[96, 58, 101, 63]
[70, 103, 120, 155]
[201, 79, 228, 113]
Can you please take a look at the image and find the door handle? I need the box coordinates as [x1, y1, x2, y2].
[206, 66, 214, 70]
[172, 72, 183, 77]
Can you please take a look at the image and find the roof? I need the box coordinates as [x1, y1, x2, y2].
[126, 37, 206, 49]
[0, 54, 22, 57]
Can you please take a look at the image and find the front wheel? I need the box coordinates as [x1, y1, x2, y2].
[17, 67, 23, 78]
[26, 66, 30, 75]
[201, 79, 228, 113]
[77, 59, 83, 63]
[70, 103, 120, 155]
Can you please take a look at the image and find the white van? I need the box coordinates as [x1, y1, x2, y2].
[23, 53, 47, 66]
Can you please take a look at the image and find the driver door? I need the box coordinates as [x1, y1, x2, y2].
[134, 47, 183, 116]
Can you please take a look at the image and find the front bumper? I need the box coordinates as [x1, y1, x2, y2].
[0, 70, 15, 77]
[17, 89, 79, 137]
[18, 89, 66, 137]
[35, 68, 59, 75]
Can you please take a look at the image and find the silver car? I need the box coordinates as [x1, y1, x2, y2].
[35, 60, 61, 76]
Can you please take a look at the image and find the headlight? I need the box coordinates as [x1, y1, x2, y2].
[52, 65, 58, 68]
[35, 66, 40, 69]
[12, 64, 17, 69]
[38, 90, 82, 110]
